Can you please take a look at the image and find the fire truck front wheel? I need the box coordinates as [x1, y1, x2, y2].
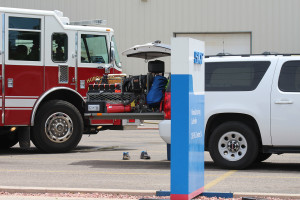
[32, 100, 83, 153]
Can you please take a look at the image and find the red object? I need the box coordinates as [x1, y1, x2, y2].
[170, 187, 204, 200]
[164, 91, 171, 120]
[106, 103, 131, 113]
[128, 119, 135, 123]
[90, 119, 122, 125]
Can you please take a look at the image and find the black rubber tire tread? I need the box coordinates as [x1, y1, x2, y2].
[31, 100, 83, 153]
[255, 152, 272, 163]
[208, 121, 259, 170]
[0, 132, 18, 149]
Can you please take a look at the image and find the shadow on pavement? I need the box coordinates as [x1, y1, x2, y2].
[0, 147, 42, 155]
[204, 160, 300, 172]
[70, 160, 170, 170]
[250, 162, 300, 172]
[74, 145, 137, 152]
[0, 145, 137, 155]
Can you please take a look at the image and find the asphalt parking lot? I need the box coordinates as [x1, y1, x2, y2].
[0, 125, 300, 196]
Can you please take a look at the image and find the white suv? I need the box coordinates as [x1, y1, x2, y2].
[160, 54, 300, 169]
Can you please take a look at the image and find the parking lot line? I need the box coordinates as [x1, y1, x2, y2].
[204, 170, 237, 190]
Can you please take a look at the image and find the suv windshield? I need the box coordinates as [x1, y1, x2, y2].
[112, 36, 121, 68]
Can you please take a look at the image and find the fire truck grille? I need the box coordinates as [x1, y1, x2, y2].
[87, 92, 135, 104]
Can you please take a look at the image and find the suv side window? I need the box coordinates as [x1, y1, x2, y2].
[278, 61, 300, 92]
[205, 61, 270, 91]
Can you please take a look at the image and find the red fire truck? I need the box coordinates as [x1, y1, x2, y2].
[0, 7, 123, 152]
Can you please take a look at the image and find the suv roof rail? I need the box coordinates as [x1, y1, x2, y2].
[205, 53, 300, 58]
[216, 53, 232, 56]
[262, 51, 279, 55]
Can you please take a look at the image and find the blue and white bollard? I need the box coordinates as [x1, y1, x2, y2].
[170, 38, 205, 200]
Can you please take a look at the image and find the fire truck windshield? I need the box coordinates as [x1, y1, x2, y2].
[81, 34, 109, 64]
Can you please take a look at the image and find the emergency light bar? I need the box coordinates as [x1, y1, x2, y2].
[69, 19, 107, 26]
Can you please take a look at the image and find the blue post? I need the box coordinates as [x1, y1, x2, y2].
[170, 38, 205, 200]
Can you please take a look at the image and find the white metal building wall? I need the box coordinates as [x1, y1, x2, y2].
[0, 0, 300, 74]
[176, 33, 251, 55]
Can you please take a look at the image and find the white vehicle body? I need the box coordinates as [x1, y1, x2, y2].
[160, 54, 300, 169]
[160, 55, 300, 145]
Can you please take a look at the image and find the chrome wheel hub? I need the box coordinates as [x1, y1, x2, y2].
[218, 131, 247, 161]
[45, 112, 73, 143]
[227, 140, 240, 152]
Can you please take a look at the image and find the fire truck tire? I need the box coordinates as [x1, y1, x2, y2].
[32, 100, 83, 153]
[0, 132, 18, 149]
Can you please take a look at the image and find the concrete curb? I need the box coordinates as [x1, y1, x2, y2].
[233, 192, 300, 199]
[0, 186, 156, 196]
[1, 186, 300, 199]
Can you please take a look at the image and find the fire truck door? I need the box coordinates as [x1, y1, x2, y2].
[44, 15, 76, 92]
[45, 32, 75, 91]
[4, 14, 44, 125]
[77, 32, 110, 97]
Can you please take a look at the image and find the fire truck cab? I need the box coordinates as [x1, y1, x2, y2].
[0, 7, 121, 152]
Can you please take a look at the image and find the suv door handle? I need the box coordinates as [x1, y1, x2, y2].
[275, 100, 293, 104]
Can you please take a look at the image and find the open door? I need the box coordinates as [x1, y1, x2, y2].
[122, 41, 170, 60]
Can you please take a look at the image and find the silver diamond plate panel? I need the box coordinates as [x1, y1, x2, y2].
[59, 65, 68, 84]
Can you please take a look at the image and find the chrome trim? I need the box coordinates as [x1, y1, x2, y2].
[75, 32, 78, 91]
[80, 80, 85, 89]
[7, 78, 13, 88]
[2, 13, 5, 124]
[45, 111, 73, 143]
[30, 87, 85, 126]
[43, 16, 45, 91]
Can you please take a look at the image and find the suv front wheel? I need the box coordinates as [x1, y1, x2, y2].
[208, 121, 259, 169]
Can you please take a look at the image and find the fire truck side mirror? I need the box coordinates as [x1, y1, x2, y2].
[110, 41, 115, 64]
[97, 63, 113, 73]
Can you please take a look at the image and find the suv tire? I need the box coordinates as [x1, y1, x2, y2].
[208, 121, 259, 169]
[255, 152, 272, 163]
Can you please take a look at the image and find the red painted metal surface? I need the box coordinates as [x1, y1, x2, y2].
[2, 63, 121, 125]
